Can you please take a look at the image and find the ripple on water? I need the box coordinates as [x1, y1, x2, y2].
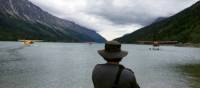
[0, 42, 200, 88]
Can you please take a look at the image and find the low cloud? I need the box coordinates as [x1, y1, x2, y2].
[29, 0, 198, 40]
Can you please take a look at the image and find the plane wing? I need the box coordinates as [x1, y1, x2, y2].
[18, 40, 43, 42]
[137, 41, 178, 44]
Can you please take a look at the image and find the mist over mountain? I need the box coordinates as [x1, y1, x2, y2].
[116, 1, 200, 44]
[0, 0, 106, 42]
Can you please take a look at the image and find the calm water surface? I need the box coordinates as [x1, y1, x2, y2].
[0, 42, 200, 88]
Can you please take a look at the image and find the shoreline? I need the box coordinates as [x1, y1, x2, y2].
[175, 43, 200, 48]
[130, 43, 200, 48]
[0, 41, 200, 48]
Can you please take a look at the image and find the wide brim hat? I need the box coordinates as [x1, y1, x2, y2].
[98, 50, 128, 59]
[98, 41, 128, 59]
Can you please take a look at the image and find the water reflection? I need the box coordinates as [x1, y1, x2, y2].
[0, 45, 27, 63]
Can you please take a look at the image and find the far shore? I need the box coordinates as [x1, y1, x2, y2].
[0, 41, 200, 48]
[175, 43, 200, 48]
[129, 43, 200, 48]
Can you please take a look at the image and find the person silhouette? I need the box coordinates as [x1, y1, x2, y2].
[92, 41, 140, 88]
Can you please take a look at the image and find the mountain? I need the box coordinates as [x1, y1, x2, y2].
[153, 17, 166, 23]
[116, 1, 200, 43]
[0, 0, 106, 42]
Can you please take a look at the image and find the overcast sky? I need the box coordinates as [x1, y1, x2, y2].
[29, 0, 198, 40]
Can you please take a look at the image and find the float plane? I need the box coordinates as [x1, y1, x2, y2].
[18, 40, 43, 46]
[137, 41, 179, 50]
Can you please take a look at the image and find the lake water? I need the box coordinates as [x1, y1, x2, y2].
[0, 42, 200, 88]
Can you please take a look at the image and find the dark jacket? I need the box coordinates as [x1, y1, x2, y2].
[92, 63, 140, 88]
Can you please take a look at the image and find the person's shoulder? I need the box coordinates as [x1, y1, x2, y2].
[94, 64, 105, 69]
[95, 64, 105, 67]
[122, 68, 137, 81]
[123, 68, 135, 74]
[93, 64, 103, 73]
[94, 64, 101, 68]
